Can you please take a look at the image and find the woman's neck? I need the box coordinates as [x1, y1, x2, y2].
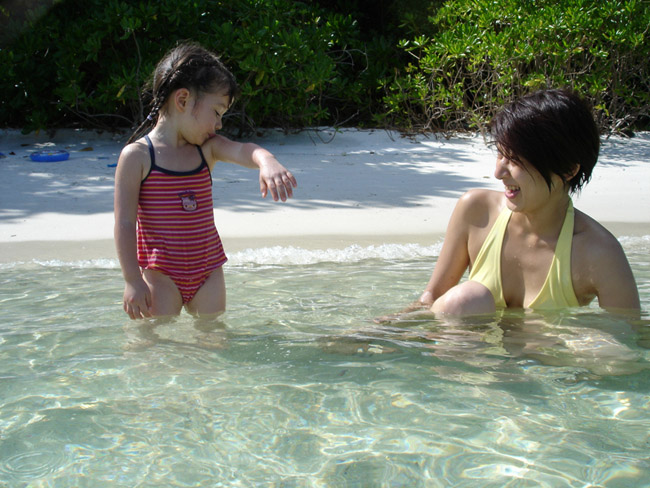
[511, 192, 571, 239]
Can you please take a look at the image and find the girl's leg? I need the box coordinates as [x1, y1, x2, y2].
[431, 281, 496, 316]
[186, 267, 226, 317]
[142, 268, 184, 316]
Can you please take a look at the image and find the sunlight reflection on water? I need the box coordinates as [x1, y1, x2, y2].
[0, 241, 648, 486]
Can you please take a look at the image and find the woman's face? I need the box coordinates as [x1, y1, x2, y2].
[494, 150, 566, 213]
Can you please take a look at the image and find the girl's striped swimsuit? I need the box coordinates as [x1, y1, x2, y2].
[137, 135, 227, 303]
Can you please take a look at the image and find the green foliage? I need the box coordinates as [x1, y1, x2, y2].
[0, 0, 364, 133]
[378, 0, 650, 134]
[213, 0, 365, 132]
[1, 0, 648, 133]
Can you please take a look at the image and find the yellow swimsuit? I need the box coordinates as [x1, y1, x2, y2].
[468, 200, 579, 309]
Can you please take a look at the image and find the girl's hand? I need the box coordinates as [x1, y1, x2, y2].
[207, 137, 297, 201]
[258, 157, 297, 202]
[123, 279, 153, 319]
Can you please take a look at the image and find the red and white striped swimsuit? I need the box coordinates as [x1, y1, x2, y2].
[137, 135, 227, 303]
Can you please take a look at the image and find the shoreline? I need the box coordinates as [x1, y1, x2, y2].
[0, 234, 445, 264]
[2, 221, 649, 264]
[1, 128, 649, 264]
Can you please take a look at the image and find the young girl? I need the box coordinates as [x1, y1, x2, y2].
[114, 42, 297, 319]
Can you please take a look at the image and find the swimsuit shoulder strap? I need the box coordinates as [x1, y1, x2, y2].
[467, 206, 511, 308]
[140, 134, 157, 182]
[526, 199, 580, 309]
[195, 145, 212, 182]
[195, 145, 209, 166]
[144, 134, 156, 166]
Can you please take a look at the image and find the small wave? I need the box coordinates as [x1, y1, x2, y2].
[1, 243, 442, 269]
[228, 243, 442, 265]
[0, 235, 644, 269]
[618, 234, 650, 251]
[0, 258, 120, 270]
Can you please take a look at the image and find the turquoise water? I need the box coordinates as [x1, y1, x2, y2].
[1, 239, 649, 487]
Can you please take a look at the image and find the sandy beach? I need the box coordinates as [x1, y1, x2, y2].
[1, 128, 649, 263]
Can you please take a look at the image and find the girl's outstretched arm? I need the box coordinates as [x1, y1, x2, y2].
[205, 135, 297, 202]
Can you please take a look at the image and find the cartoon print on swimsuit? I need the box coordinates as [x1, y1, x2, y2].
[178, 191, 198, 212]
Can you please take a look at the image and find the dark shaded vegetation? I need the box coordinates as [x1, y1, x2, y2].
[1, 0, 648, 135]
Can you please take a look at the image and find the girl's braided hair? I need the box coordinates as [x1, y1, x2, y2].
[127, 42, 240, 144]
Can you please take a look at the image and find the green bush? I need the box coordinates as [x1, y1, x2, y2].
[378, 0, 650, 134]
[0, 0, 365, 133]
[1, 0, 649, 134]
[216, 0, 365, 132]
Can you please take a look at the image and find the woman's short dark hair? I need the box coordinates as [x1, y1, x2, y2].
[489, 89, 600, 194]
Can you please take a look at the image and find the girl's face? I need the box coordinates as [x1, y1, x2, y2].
[186, 89, 231, 144]
[494, 150, 566, 213]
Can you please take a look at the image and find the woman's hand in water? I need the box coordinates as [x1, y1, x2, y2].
[373, 295, 433, 324]
[418, 290, 434, 307]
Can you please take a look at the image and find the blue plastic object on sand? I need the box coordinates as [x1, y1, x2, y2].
[30, 150, 70, 162]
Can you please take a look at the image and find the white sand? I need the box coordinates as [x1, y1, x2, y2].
[1, 128, 649, 263]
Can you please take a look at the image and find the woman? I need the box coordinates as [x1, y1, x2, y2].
[415, 89, 639, 315]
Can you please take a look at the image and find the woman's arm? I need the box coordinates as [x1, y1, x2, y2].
[573, 213, 640, 311]
[589, 239, 640, 311]
[419, 190, 490, 306]
[375, 190, 495, 322]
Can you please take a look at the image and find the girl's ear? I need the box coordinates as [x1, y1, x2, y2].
[173, 88, 191, 113]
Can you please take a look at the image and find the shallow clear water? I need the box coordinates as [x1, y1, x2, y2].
[1, 239, 649, 487]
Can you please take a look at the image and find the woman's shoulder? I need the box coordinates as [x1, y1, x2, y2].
[456, 189, 504, 215]
[574, 209, 619, 241]
[573, 208, 626, 260]
[450, 189, 504, 231]
[572, 207, 640, 309]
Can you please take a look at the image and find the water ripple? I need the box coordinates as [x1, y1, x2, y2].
[0, 448, 66, 482]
